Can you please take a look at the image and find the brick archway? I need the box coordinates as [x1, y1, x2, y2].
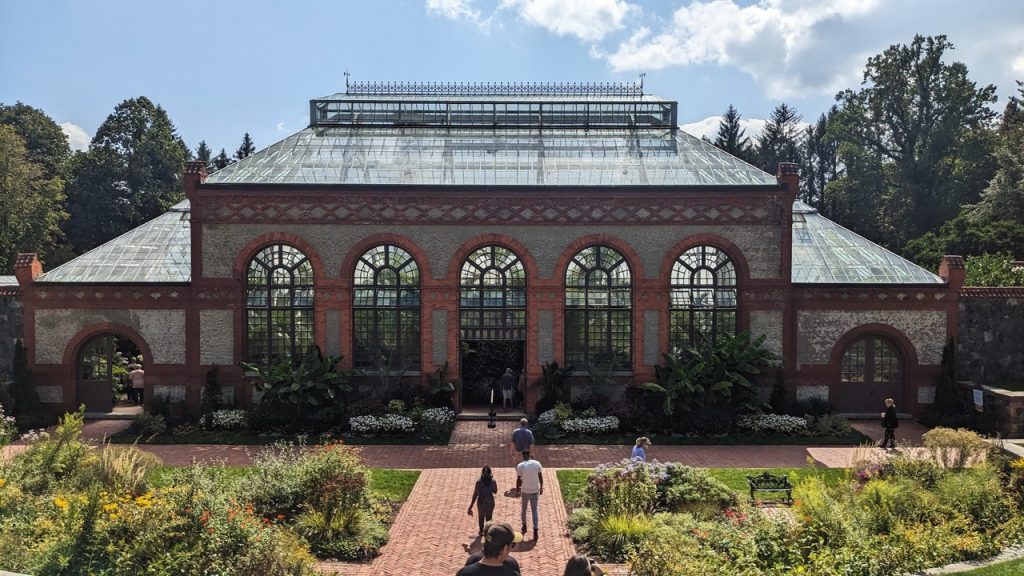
[64, 323, 153, 414]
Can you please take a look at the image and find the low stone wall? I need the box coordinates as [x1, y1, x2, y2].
[958, 289, 1024, 386]
[958, 381, 1024, 437]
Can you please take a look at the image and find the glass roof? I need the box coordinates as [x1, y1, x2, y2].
[36, 200, 191, 283]
[792, 201, 942, 284]
[206, 126, 777, 187]
[0, 275, 16, 286]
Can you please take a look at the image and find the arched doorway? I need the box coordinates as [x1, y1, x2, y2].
[459, 245, 526, 407]
[838, 335, 904, 413]
[77, 333, 142, 413]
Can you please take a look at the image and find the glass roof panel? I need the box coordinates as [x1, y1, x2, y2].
[206, 127, 777, 187]
[791, 201, 942, 284]
[0, 275, 16, 286]
[37, 200, 191, 283]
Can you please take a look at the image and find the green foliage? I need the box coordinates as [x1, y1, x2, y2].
[935, 467, 1013, 531]
[536, 360, 573, 413]
[235, 132, 256, 160]
[903, 212, 1024, 271]
[426, 361, 455, 408]
[243, 345, 352, 407]
[878, 453, 946, 488]
[201, 366, 223, 418]
[90, 443, 162, 496]
[800, 105, 841, 209]
[973, 82, 1024, 224]
[10, 339, 41, 422]
[0, 124, 67, 271]
[712, 104, 753, 163]
[129, 412, 166, 437]
[213, 147, 231, 169]
[826, 35, 998, 250]
[922, 427, 990, 469]
[935, 337, 960, 415]
[964, 253, 1024, 286]
[0, 101, 71, 175]
[64, 96, 188, 252]
[11, 407, 89, 494]
[754, 102, 803, 174]
[590, 513, 655, 561]
[855, 478, 943, 534]
[644, 332, 779, 419]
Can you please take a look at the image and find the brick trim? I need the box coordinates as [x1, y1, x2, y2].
[826, 323, 921, 370]
[61, 322, 155, 367]
[338, 233, 434, 284]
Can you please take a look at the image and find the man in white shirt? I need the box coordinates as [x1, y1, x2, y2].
[515, 451, 543, 540]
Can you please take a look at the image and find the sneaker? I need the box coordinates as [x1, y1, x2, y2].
[521, 525, 527, 535]
[533, 529, 539, 540]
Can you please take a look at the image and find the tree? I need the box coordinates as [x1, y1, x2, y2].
[64, 97, 188, 252]
[0, 102, 71, 176]
[964, 253, 1024, 286]
[754, 103, 803, 174]
[903, 212, 1024, 271]
[0, 125, 67, 271]
[712, 105, 752, 162]
[800, 106, 841, 208]
[235, 132, 255, 160]
[195, 140, 212, 169]
[213, 148, 231, 169]
[10, 339, 41, 422]
[971, 82, 1024, 223]
[828, 35, 998, 250]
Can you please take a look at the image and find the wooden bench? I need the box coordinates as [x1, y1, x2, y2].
[746, 472, 793, 504]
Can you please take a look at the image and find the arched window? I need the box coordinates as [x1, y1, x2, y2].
[565, 245, 631, 369]
[670, 245, 737, 352]
[353, 244, 421, 370]
[245, 244, 314, 365]
[841, 336, 901, 386]
[459, 245, 526, 340]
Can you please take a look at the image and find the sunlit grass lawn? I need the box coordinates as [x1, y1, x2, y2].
[956, 558, 1024, 575]
[150, 466, 420, 502]
[557, 467, 847, 506]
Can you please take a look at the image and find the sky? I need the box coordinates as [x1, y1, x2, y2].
[2, 0, 1023, 156]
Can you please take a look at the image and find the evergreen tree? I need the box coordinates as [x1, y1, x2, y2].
[800, 106, 841, 208]
[971, 82, 1024, 223]
[64, 97, 188, 252]
[755, 103, 803, 174]
[213, 148, 231, 169]
[11, 339, 40, 420]
[712, 105, 752, 162]
[235, 132, 255, 160]
[195, 140, 212, 168]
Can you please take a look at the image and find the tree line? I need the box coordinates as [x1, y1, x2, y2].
[0, 95, 257, 270]
[1, 34, 1022, 281]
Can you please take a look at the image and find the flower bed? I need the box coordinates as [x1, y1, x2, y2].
[735, 413, 809, 435]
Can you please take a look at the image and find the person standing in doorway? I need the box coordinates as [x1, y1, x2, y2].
[510, 418, 534, 458]
[515, 451, 543, 540]
[499, 368, 516, 410]
[467, 466, 498, 537]
[129, 362, 145, 405]
[880, 398, 899, 449]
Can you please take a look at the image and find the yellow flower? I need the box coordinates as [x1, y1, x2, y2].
[103, 503, 118, 513]
[1010, 458, 1024, 470]
[53, 496, 69, 511]
[0, 478, 6, 489]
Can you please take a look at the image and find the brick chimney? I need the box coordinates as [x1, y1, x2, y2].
[939, 255, 966, 291]
[14, 253, 43, 286]
[183, 161, 207, 200]
[776, 162, 800, 195]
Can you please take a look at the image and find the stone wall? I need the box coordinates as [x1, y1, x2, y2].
[0, 294, 23, 379]
[958, 293, 1024, 386]
[34, 309, 187, 365]
[796, 309, 946, 366]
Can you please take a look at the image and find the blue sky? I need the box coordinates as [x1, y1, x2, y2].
[2, 0, 1023, 156]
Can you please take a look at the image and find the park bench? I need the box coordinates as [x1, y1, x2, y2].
[746, 472, 793, 505]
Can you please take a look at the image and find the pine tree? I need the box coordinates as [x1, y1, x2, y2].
[195, 140, 212, 168]
[11, 339, 40, 419]
[712, 105, 751, 162]
[235, 132, 255, 160]
[755, 103, 803, 174]
[800, 106, 841, 208]
[213, 148, 231, 169]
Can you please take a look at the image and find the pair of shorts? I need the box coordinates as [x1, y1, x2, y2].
[502, 389, 514, 400]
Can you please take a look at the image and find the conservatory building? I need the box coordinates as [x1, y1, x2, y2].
[10, 82, 964, 417]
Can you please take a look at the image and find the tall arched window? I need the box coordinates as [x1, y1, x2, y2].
[670, 245, 737, 352]
[565, 245, 632, 369]
[245, 244, 314, 364]
[841, 336, 901, 385]
[353, 244, 421, 370]
[459, 245, 526, 340]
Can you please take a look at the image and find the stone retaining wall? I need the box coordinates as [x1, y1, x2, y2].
[958, 290, 1024, 386]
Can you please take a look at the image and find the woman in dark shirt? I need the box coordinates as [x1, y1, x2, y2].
[468, 465, 498, 537]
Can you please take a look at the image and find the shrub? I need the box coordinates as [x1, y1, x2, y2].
[806, 413, 853, 437]
[878, 453, 946, 487]
[201, 365, 223, 418]
[247, 401, 289, 434]
[583, 459, 660, 517]
[10, 407, 90, 494]
[628, 513, 763, 576]
[386, 399, 406, 414]
[347, 414, 415, 436]
[0, 401, 16, 447]
[922, 427, 989, 469]
[206, 409, 248, 431]
[416, 407, 455, 441]
[735, 414, 808, 435]
[657, 463, 737, 515]
[934, 468, 1013, 531]
[93, 444, 162, 496]
[793, 476, 857, 550]
[590, 513, 656, 561]
[561, 416, 620, 436]
[129, 412, 166, 436]
[855, 478, 943, 534]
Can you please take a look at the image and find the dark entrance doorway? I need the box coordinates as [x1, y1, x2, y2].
[838, 335, 904, 413]
[77, 333, 141, 413]
[460, 340, 524, 405]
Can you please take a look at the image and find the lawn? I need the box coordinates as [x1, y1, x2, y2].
[957, 558, 1024, 575]
[150, 466, 420, 502]
[556, 466, 848, 506]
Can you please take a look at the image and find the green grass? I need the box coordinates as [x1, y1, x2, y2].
[148, 466, 421, 503]
[538, 431, 867, 446]
[956, 558, 1024, 575]
[556, 466, 848, 506]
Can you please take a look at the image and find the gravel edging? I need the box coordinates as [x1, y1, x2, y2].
[907, 546, 1024, 575]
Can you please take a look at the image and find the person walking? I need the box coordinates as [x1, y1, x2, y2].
[457, 522, 522, 576]
[510, 418, 534, 458]
[563, 555, 605, 576]
[129, 362, 145, 405]
[631, 436, 651, 461]
[499, 368, 516, 409]
[468, 466, 498, 537]
[880, 398, 899, 449]
[515, 451, 543, 540]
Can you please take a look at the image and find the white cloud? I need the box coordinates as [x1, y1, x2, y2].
[60, 122, 90, 151]
[1013, 54, 1024, 75]
[426, 0, 484, 24]
[501, 0, 638, 42]
[276, 122, 287, 132]
[606, 0, 881, 98]
[681, 115, 768, 142]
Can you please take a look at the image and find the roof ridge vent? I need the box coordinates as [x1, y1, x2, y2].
[345, 81, 644, 97]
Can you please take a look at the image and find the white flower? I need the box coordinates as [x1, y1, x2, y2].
[419, 408, 455, 427]
[349, 413, 416, 435]
[209, 409, 248, 430]
[736, 413, 808, 435]
[537, 410, 557, 425]
[561, 416, 619, 435]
